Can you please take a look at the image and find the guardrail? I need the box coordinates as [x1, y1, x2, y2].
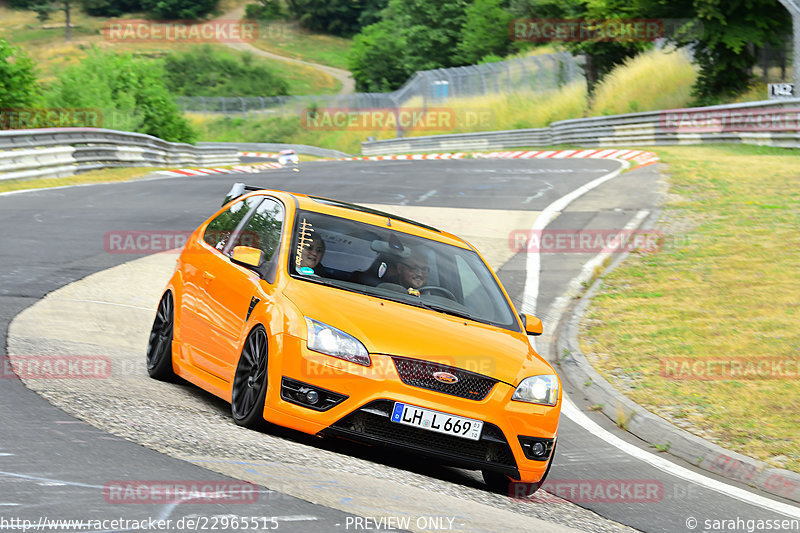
[197, 142, 351, 159]
[0, 128, 239, 181]
[361, 98, 800, 155]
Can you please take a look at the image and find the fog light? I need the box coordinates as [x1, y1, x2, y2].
[306, 390, 319, 405]
[531, 442, 546, 457]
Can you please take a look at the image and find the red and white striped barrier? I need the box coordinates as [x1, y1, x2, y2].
[333, 149, 658, 167]
[157, 162, 282, 177]
[156, 148, 658, 178]
[238, 152, 279, 158]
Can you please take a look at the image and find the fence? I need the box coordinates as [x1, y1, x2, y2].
[0, 128, 239, 181]
[177, 52, 585, 117]
[361, 98, 800, 154]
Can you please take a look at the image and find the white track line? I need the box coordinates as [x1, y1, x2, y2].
[562, 398, 800, 518]
[523, 160, 800, 519]
[520, 159, 630, 315]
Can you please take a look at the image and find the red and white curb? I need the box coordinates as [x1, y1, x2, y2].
[334, 149, 658, 167]
[238, 152, 279, 158]
[157, 162, 283, 177]
[475, 149, 659, 167]
[156, 148, 658, 177]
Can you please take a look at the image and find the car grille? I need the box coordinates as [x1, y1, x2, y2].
[391, 356, 498, 401]
[324, 400, 518, 475]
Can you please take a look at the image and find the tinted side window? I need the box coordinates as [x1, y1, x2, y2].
[203, 197, 261, 251]
[233, 198, 284, 261]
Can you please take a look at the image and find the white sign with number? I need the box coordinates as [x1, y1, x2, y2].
[769, 83, 795, 98]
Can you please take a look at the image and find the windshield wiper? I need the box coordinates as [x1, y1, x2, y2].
[415, 301, 479, 322]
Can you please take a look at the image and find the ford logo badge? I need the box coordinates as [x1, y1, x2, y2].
[433, 371, 458, 384]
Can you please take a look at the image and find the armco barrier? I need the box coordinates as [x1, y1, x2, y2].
[0, 128, 239, 181]
[361, 98, 800, 155]
[197, 142, 351, 159]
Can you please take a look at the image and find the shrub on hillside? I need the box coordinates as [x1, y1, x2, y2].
[163, 46, 289, 97]
[45, 48, 195, 143]
[0, 37, 39, 109]
[244, 1, 284, 21]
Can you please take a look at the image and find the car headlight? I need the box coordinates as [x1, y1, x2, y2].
[512, 375, 559, 406]
[304, 318, 370, 366]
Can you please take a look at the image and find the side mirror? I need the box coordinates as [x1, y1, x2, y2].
[520, 313, 543, 336]
[231, 246, 263, 269]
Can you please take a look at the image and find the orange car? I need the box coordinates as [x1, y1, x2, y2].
[146, 185, 561, 493]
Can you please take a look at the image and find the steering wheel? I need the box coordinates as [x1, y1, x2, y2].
[418, 286, 457, 300]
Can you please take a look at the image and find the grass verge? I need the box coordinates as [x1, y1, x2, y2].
[0, 167, 168, 194]
[249, 20, 352, 70]
[579, 144, 800, 473]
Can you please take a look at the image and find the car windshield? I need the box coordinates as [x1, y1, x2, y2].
[289, 210, 519, 331]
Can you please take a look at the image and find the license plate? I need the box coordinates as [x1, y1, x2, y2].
[391, 402, 483, 441]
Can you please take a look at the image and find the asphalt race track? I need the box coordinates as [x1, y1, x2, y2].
[1, 158, 798, 532]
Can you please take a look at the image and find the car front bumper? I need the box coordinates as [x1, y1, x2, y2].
[263, 334, 560, 483]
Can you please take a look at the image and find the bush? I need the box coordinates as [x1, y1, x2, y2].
[348, 20, 410, 92]
[140, 0, 217, 19]
[45, 48, 195, 143]
[163, 45, 289, 97]
[0, 38, 39, 109]
[244, 1, 283, 21]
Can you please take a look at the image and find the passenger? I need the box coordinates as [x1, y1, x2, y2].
[299, 234, 326, 274]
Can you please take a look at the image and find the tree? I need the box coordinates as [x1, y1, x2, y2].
[348, 20, 411, 91]
[456, 0, 514, 64]
[81, 0, 142, 17]
[640, 0, 791, 103]
[286, 0, 389, 36]
[0, 38, 39, 110]
[348, 0, 471, 91]
[510, 0, 647, 93]
[139, 0, 218, 19]
[24, 1, 77, 41]
[384, 0, 470, 72]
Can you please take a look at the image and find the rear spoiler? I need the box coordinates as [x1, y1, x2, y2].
[223, 183, 265, 206]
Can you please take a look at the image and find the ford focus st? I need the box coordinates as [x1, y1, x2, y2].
[146, 185, 561, 492]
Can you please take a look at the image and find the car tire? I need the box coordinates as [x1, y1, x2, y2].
[483, 441, 557, 496]
[146, 291, 177, 381]
[231, 325, 269, 429]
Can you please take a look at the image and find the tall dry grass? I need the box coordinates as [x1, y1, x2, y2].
[590, 47, 698, 115]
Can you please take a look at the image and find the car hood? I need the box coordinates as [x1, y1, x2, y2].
[283, 280, 553, 385]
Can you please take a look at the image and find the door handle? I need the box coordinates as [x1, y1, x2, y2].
[202, 271, 215, 282]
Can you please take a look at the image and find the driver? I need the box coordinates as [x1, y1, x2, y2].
[394, 248, 429, 290]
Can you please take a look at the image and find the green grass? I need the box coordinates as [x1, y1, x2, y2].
[580, 144, 800, 473]
[0, 167, 168, 194]
[250, 20, 352, 70]
[0, 3, 340, 94]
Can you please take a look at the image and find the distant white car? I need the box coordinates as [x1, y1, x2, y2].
[278, 149, 299, 167]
